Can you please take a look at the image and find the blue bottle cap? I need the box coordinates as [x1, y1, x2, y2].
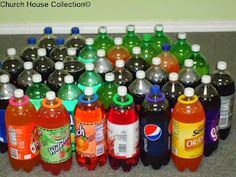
[162, 43, 170, 51]
[71, 27, 80, 34]
[44, 27, 53, 34]
[56, 38, 65, 45]
[151, 85, 160, 94]
[27, 37, 36, 45]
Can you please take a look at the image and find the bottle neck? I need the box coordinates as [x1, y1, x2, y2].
[155, 31, 164, 36]
[45, 99, 58, 107]
[127, 31, 135, 36]
[177, 38, 186, 44]
[132, 53, 142, 59]
[99, 32, 108, 37]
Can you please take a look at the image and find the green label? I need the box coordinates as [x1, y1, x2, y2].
[39, 124, 72, 164]
[30, 98, 43, 110]
[78, 83, 102, 93]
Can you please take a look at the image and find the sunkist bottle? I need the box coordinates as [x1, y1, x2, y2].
[6, 89, 40, 172]
[211, 61, 235, 140]
[50, 38, 68, 62]
[38, 91, 72, 175]
[171, 87, 205, 171]
[195, 75, 220, 156]
[25, 74, 50, 110]
[21, 37, 38, 62]
[57, 75, 82, 152]
[74, 87, 107, 170]
[78, 38, 97, 64]
[140, 85, 171, 169]
[0, 74, 16, 153]
[107, 86, 139, 172]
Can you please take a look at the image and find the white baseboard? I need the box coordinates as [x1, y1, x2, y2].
[0, 21, 236, 34]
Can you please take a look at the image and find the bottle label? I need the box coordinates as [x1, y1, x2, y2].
[205, 111, 220, 145]
[7, 123, 39, 160]
[30, 98, 43, 110]
[38, 124, 72, 164]
[107, 120, 139, 159]
[75, 119, 106, 157]
[171, 119, 204, 159]
[220, 95, 234, 129]
[0, 109, 7, 143]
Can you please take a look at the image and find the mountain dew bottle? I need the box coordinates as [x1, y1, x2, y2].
[58, 75, 82, 152]
[78, 38, 97, 64]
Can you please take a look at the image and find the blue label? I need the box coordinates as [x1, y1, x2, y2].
[0, 109, 7, 143]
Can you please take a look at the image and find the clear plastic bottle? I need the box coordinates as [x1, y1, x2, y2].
[50, 38, 68, 62]
[0, 69, 10, 79]
[78, 38, 97, 64]
[21, 37, 38, 62]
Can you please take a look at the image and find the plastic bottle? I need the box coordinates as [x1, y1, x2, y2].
[190, 44, 210, 76]
[33, 48, 55, 83]
[0, 69, 10, 79]
[57, 75, 82, 152]
[6, 89, 40, 172]
[178, 59, 201, 88]
[125, 47, 149, 77]
[74, 87, 107, 170]
[145, 57, 168, 87]
[107, 86, 139, 172]
[112, 60, 133, 87]
[38, 27, 57, 55]
[50, 38, 68, 62]
[94, 26, 114, 52]
[211, 61, 235, 140]
[77, 63, 103, 93]
[21, 37, 38, 62]
[195, 75, 220, 156]
[171, 88, 205, 171]
[17, 62, 38, 91]
[170, 32, 192, 66]
[65, 27, 85, 56]
[38, 91, 72, 175]
[78, 38, 97, 64]
[123, 25, 142, 52]
[140, 85, 171, 169]
[25, 74, 50, 110]
[107, 37, 132, 65]
[2, 48, 24, 85]
[0, 74, 16, 153]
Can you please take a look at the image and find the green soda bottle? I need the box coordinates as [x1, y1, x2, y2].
[97, 72, 118, 110]
[151, 24, 172, 51]
[25, 73, 50, 110]
[123, 24, 142, 52]
[94, 26, 114, 52]
[141, 34, 159, 64]
[190, 44, 210, 76]
[77, 38, 97, 64]
[78, 63, 103, 92]
[57, 75, 82, 152]
[170, 32, 192, 66]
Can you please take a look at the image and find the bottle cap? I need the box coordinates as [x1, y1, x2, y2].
[184, 87, 194, 97]
[184, 59, 193, 67]
[127, 24, 135, 32]
[114, 37, 122, 45]
[32, 74, 42, 83]
[44, 27, 53, 34]
[55, 62, 64, 70]
[143, 34, 152, 42]
[132, 47, 141, 55]
[169, 72, 178, 81]
[37, 48, 47, 56]
[178, 32, 187, 39]
[84, 87, 94, 96]
[115, 60, 125, 68]
[0, 74, 9, 83]
[162, 43, 171, 51]
[136, 70, 145, 79]
[151, 85, 160, 94]
[152, 57, 161, 65]
[201, 75, 211, 84]
[46, 91, 56, 100]
[99, 26, 107, 33]
[217, 61, 227, 70]
[155, 24, 164, 31]
[24, 62, 33, 70]
[105, 72, 115, 82]
[56, 38, 64, 45]
[67, 47, 76, 56]
[27, 37, 37, 45]
[7, 48, 16, 56]
[117, 86, 127, 96]
[85, 38, 94, 45]
[97, 49, 106, 57]
[14, 89, 24, 98]
[192, 44, 200, 52]
[64, 75, 74, 84]
[85, 63, 94, 71]
[71, 27, 80, 34]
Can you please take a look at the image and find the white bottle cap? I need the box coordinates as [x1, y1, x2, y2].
[132, 47, 141, 55]
[169, 72, 178, 81]
[97, 49, 106, 57]
[201, 75, 211, 84]
[14, 89, 24, 98]
[155, 24, 164, 31]
[114, 37, 122, 45]
[136, 70, 145, 79]
[55, 62, 64, 70]
[192, 44, 200, 52]
[38, 48, 47, 57]
[115, 60, 125, 68]
[127, 24, 135, 32]
[178, 32, 187, 39]
[46, 91, 56, 100]
[85, 63, 94, 71]
[64, 75, 74, 84]
[117, 86, 127, 96]
[0, 74, 10, 83]
[105, 73, 115, 82]
[24, 61, 33, 70]
[152, 57, 161, 65]
[184, 87, 194, 97]
[7, 48, 16, 56]
[85, 38, 94, 45]
[217, 61, 227, 70]
[99, 26, 107, 33]
[67, 47, 76, 56]
[84, 87, 94, 96]
[32, 74, 42, 83]
[184, 59, 193, 67]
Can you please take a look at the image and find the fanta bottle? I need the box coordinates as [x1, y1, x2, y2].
[123, 25, 142, 52]
[78, 38, 97, 64]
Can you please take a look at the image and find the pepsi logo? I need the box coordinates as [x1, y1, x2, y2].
[144, 124, 162, 141]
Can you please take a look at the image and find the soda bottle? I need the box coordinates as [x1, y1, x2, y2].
[78, 63, 103, 92]
[151, 24, 172, 52]
[78, 38, 97, 64]
[2, 48, 24, 85]
[50, 38, 68, 62]
[0, 74, 16, 153]
[65, 27, 85, 56]
[33, 48, 55, 83]
[6, 89, 40, 172]
[159, 43, 181, 73]
[17, 61, 38, 91]
[107, 86, 139, 172]
[25, 74, 50, 110]
[141, 34, 159, 64]
[97, 73, 119, 111]
[64, 47, 85, 83]
[47, 62, 69, 93]
[74, 87, 107, 170]
[190, 44, 210, 76]
[125, 47, 149, 77]
[170, 32, 192, 66]
[38, 91, 72, 175]
[140, 85, 171, 169]
[57, 75, 82, 152]
[112, 60, 133, 87]
[211, 61, 235, 140]
[21, 37, 38, 62]
[195, 75, 220, 156]
[38, 26, 57, 56]
[178, 59, 201, 88]
[171, 87, 205, 171]
[0, 69, 10, 79]
[107, 37, 131, 65]
[94, 26, 114, 52]
[145, 57, 168, 87]
[123, 24, 142, 52]
[94, 49, 113, 78]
